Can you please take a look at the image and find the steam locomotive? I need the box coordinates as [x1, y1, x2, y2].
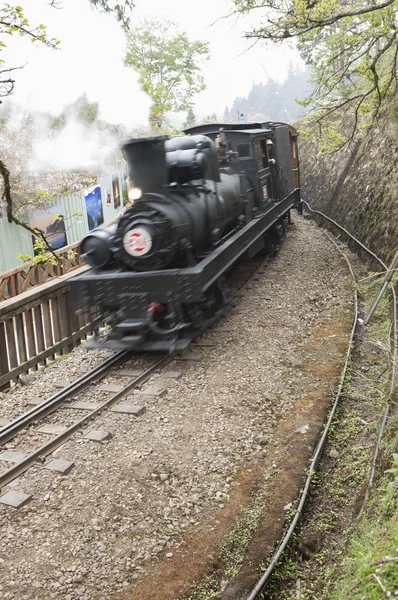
[69, 122, 301, 351]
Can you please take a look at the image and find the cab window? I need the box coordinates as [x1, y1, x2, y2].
[236, 143, 251, 159]
[255, 139, 268, 169]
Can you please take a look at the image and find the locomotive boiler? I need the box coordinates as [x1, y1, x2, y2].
[69, 122, 301, 351]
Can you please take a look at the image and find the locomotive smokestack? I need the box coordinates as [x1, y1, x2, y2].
[122, 136, 168, 195]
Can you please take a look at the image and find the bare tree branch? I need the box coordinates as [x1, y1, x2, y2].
[0, 159, 61, 265]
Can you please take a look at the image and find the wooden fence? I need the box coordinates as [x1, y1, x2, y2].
[0, 266, 97, 390]
[0, 242, 84, 301]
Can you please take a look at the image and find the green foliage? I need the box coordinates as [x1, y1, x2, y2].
[18, 238, 59, 265]
[0, 2, 60, 96]
[0, 3, 60, 48]
[330, 466, 398, 599]
[51, 94, 100, 127]
[15, 212, 81, 266]
[17, 240, 77, 266]
[231, 0, 398, 150]
[125, 20, 209, 128]
[384, 452, 398, 500]
[89, 0, 134, 29]
[35, 188, 55, 202]
[66, 94, 99, 124]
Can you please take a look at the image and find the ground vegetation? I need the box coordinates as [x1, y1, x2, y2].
[264, 269, 398, 599]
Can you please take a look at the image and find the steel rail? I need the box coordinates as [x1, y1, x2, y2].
[303, 202, 389, 269]
[0, 354, 174, 489]
[0, 251, 272, 491]
[0, 350, 128, 446]
[364, 248, 398, 324]
[246, 223, 359, 600]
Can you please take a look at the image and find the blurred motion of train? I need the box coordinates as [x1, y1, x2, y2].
[69, 121, 301, 352]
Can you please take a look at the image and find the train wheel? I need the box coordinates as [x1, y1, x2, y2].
[264, 221, 284, 256]
[185, 276, 230, 330]
[203, 277, 229, 318]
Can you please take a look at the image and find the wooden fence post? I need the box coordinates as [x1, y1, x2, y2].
[0, 321, 10, 388]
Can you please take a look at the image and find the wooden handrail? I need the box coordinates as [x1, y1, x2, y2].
[0, 265, 89, 318]
[0, 241, 80, 279]
[0, 265, 96, 390]
[0, 242, 84, 301]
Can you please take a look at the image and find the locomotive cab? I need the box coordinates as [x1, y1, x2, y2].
[184, 122, 300, 206]
[226, 130, 279, 205]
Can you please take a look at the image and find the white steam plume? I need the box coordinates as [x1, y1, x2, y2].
[1, 0, 151, 173]
[27, 118, 120, 173]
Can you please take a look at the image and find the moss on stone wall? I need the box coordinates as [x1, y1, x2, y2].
[299, 102, 398, 264]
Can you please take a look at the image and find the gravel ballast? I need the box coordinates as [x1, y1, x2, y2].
[0, 216, 354, 600]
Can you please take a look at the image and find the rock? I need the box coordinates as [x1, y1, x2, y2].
[295, 424, 310, 434]
[287, 357, 304, 368]
[328, 448, 339, 459]
[254, 435, 269, 446]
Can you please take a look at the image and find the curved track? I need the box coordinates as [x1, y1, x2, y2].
[0, 253, 270, 493]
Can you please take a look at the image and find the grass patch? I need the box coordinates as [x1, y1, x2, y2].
[181, 474, 276, 600]
[330, 456, 398, 599]
[261, 265, 397, 599]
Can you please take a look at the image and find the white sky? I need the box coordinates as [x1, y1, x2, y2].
[2, 0, 303, 127]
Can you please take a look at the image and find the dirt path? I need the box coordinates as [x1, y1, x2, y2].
[0, 216, 353, 600]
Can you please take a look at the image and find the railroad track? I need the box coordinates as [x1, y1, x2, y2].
[0, 252, 271, 503]
[0, 350, 128, 447]
[245, 202, 397, 599]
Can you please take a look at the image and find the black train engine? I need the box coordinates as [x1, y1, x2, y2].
[69, 122, 301, 351]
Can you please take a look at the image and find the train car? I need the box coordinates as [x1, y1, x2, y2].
[69, 121, 301, 352]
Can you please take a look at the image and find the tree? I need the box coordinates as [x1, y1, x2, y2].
[230, 0, 398, 150]
[183, 107, 197, 128]
[89, 0, 134, 29]
[202, 112, 219, 124]
[63, 94, 99, 125]
[0, 3, 60, 99]
[125, 20, 209, 129]
[223, 106, 232, 122]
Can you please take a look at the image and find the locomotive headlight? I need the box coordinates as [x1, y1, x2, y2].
[123, 227, 152, 257]
[128, 187, 142, 201]
[80, 224, 117, 268]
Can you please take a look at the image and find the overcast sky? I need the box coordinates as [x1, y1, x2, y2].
[3, 0, 303, 128]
